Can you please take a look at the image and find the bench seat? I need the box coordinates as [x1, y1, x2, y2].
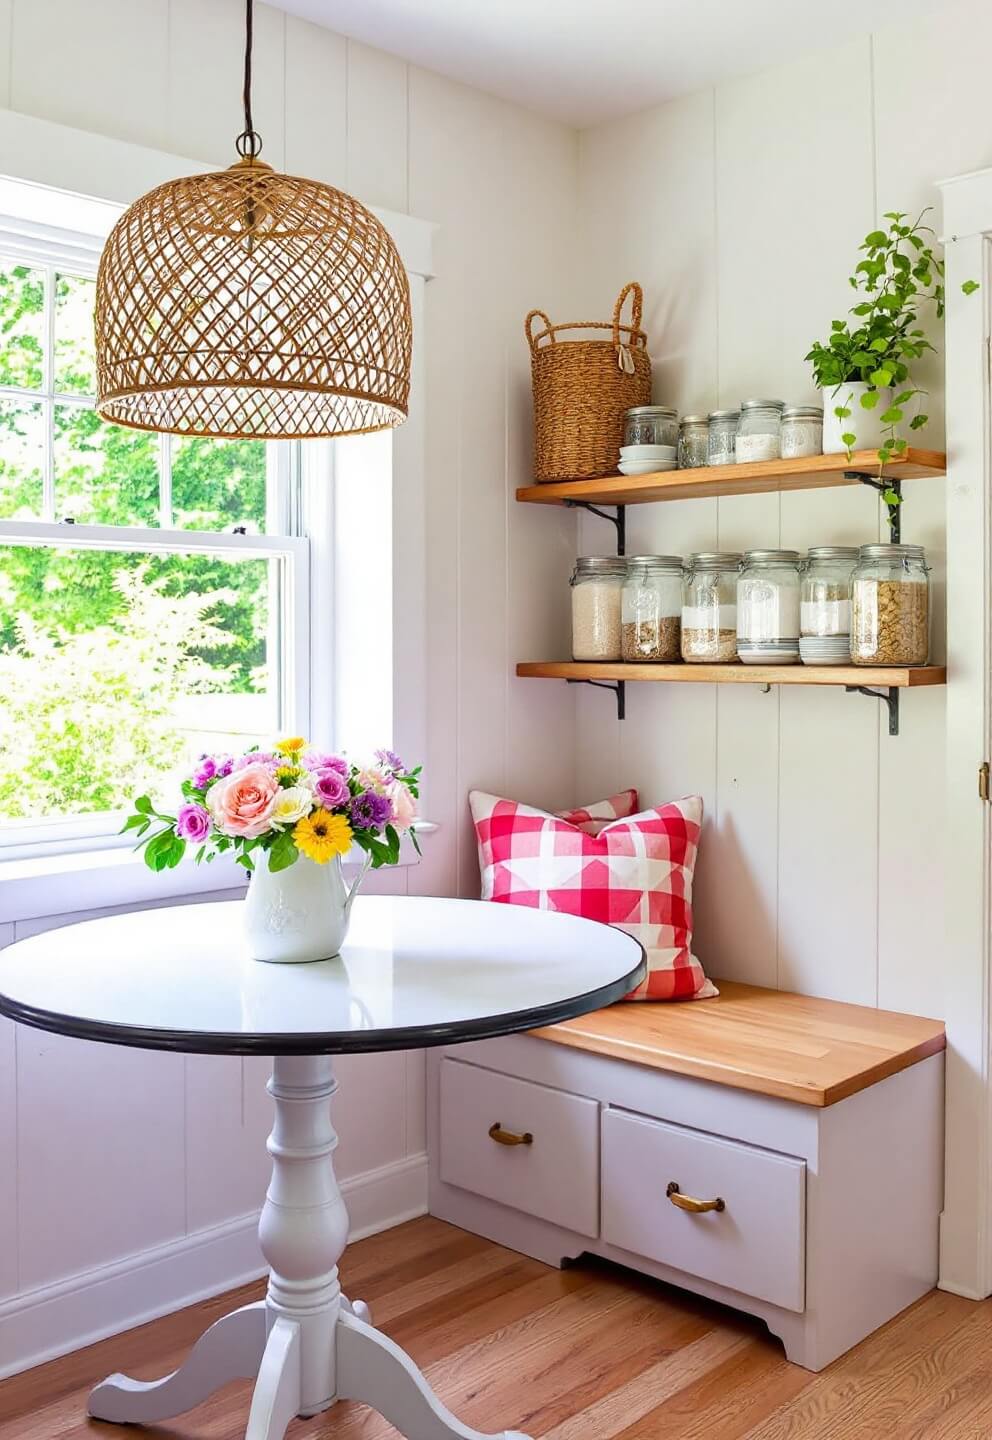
[427, 980, 945, 1371]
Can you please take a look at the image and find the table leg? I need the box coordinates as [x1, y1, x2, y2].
[88, 1053, 532, 1440]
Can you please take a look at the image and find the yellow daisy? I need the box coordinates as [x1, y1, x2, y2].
[276, 736, 307, 756]
[275, 764, 301, 781]
[293, 809, 353, 864]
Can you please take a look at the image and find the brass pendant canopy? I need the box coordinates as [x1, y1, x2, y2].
[95, 2, 411, 440]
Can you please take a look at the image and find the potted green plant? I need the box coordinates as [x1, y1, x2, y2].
[807, 209, 978, 461]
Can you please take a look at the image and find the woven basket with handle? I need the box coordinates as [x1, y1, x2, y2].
[525, 282, 651, 483]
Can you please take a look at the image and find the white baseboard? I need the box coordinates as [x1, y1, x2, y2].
[0, 1151, 427, 1381]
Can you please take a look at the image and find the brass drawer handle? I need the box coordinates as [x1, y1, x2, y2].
[667, 1181, 725, 1214]
[488, 1122, 533, 1147]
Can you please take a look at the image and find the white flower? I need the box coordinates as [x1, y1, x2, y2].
[270, 786, 313, 827]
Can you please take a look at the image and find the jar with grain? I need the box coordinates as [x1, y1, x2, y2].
[736, 399, 785, 464]
[678, 416, 709, 469]
[850, 544, 930, 666]
[624, 405, 678, 449]
[781, 405, 824, 459]
[571, 556, 625, 661]
[736, 550, 801, 664]
[801, 547, 858, 637]
[681, 553, 742, 663]
[621, 555, 683, 661]
[708, 409, 739, 466]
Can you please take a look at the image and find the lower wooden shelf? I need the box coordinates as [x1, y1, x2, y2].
[517, 661, 946, 688]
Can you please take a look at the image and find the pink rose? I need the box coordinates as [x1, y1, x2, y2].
[356, 766, 391, 794]
[314, 769, 350, 808]
[389, 779, 418, 831]
[206, 762, 280, 838]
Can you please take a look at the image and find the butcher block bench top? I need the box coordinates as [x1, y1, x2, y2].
[529, 980, 945, 1107]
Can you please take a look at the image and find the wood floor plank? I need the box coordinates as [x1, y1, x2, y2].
[0, 1218, 988, 1440]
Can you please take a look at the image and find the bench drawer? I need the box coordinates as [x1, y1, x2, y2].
[439, 1057, 599, 1237]
[601, 1108, 806, 1312]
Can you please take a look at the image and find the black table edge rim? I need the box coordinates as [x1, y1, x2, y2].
[0, 948, 648, 1056]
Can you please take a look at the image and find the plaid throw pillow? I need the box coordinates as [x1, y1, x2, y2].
[469, 790, 716, 1002]
[556, 787, 639, 836]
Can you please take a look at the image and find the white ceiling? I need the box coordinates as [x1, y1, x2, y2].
[269, 0, 942, 126]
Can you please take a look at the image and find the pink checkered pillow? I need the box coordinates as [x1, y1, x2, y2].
[469, 790, 716, 1002]
[555, 787, 639, 836]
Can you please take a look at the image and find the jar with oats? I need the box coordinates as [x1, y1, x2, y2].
[850, 544, 930, 666]
[570, 556, 625, 661]
[681, 553, 742, 663]
[621, 555, 683, 661]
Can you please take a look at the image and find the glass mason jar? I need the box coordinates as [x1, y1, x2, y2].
[736, 550, 802, 663]
[681, 553, 742, 663]
[781, 405, 824, 459]
[621, 555, 683, 661]
[707, 409, 739, 466]
[850, 544, 930, 666]
[623, 405, 678, 449]
[677, 415, 709, 469]
[801, 546, 858, 637]
[570, 556, 625, 661]
[735, 398, 785, 464]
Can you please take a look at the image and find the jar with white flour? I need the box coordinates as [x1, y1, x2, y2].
[737, 549, 801, 664]
[571, 556, 625, 661]
[736, 399, 785, 463]
[801, 547, 857, 637]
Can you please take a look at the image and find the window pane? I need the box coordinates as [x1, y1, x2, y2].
[54, 402, 159, 525]
[0, 260, 44, 390]
[54, 272, 97, 395]
[171, 436, 267, 532]
[0, 398, 44, 518]
[0, 544, 279, 823]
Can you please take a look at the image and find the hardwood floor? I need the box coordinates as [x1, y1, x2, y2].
[1, 1216, 990, 1439]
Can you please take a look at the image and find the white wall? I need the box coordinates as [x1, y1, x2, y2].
[572, 0, 992, 1020]
[0, 0, 580, 1374]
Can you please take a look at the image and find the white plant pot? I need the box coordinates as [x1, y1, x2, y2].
[821, 383, 891, 454]
[243, 852, 369, 964]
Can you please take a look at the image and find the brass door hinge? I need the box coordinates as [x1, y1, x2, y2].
[980, 762, 990, 802]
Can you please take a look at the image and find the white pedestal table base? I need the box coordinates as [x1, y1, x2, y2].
[88, 1055, 529, 1440]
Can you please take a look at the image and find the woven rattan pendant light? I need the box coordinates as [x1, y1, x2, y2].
[95, 0, 411, 439]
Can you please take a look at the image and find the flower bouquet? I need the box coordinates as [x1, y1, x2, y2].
[123, 739, 421, 963]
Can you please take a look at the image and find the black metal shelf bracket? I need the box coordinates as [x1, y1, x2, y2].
[563, 500, 626, 556]
[567, 677, 626, 720]
[845, 471, 902, 543]
[845, 684, 900, 736]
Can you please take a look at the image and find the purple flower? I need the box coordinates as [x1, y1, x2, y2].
[303, 751, 349, 776]
[350, 788, 394, 831]
[314, 769, 350, 808]
[176, 802, 211, 844]
[375, 748, 404, 775]
[234, 751, 277, 770]
[192, 755, 216, 789]
[216, 755, 234, 778]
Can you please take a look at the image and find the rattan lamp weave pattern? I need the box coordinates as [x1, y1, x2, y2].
[96, 158, 412, 439]
[94, 0, 411, 441]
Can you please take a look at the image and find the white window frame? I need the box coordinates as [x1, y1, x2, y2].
[0, 109, 434, 921]
[0, 215, 311, 859]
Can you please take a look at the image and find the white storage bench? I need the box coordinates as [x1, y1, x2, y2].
[427, 981, 945, 1371]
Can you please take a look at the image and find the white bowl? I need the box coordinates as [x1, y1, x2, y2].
[619, 444, 676, 459]
[618, 460, 677, 475]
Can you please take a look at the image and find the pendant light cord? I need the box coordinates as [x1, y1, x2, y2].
[236, 0, 263, 158]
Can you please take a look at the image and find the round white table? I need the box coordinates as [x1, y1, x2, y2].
[0, 895, 644, 1440]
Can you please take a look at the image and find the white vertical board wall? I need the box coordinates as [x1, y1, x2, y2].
[0, 0, 580, 1373]
[574, 2, 992, 1021]
[572, 0, 992, 1293]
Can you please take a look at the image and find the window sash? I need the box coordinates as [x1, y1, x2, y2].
[0, 518, 311, 858]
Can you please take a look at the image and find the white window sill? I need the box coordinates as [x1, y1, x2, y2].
[0, 823, 438, 927]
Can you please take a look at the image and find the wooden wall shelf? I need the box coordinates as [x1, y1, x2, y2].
[516, 448, 946, 508]
[517, 661, 946, 688]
